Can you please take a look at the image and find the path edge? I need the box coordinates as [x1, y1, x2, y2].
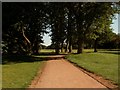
[65, 59, 118, 90]
[28, 61, 47, 88]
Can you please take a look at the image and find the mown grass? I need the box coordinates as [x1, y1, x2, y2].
[0, 52, 1, 89]
[2, 55, 45, 88]
[66, 50, 119, 85]
[40, 49, 55, 53]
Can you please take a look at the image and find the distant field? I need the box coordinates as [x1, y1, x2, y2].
[72, 49, 120, 54]
[40, 49, 55, 53]
[2, 55, 44, 88]
[66, 50, 119, 85]
[40, 49, 120, 54]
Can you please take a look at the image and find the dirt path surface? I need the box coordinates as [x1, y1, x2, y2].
[29, 55, 108, 89]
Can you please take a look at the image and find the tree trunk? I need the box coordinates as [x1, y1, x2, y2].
[77, 38, 84, 54]
[61, 42, 64, 53]
[68, 39, 72, 53]
[76, 22, 84, 54]
[7, 43, 13, 55]
[65, 40, 69, 53]
[94, 39, 98, 52]
[75, 11, 84, 54]
[68, 9, 72, 53]
[21, 28, 32, 55]
[55, 42, 60, 54]
[34, 42, 39, 54]
[61, 47, 64, 53]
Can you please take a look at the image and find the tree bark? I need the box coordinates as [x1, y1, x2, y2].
[68, 39, 72, 53]
[61, 42, 64, 53]
[75, 9, 84, 54]
[34, 42, 39, 54]
[65, 40, 69, 53]
[94, 39, 98, 52]
[21, 29, 32, 55]
[77, 37, 84, 54]
[55, 42, 60, 54]
[76, 20, 84, 54]
[68, 9, 72, 53]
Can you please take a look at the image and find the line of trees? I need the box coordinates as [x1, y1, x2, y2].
[2, 2, 120, 55]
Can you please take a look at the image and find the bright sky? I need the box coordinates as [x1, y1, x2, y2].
[111, 14, 118, 34]
[42, 33, 52, 46]
[42, 14, 119, 46]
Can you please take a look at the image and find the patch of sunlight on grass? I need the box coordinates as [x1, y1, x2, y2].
[66, 51, 118, 84]
[0, 65, 2, 89]
[2, 58, 44, 88]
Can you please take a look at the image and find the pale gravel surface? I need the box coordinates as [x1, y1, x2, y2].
[29, 55, 108, 89]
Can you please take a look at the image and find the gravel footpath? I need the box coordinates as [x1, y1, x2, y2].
[29, 55, 108, 89]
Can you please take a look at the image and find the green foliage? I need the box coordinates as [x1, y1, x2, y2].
[2, 3, 48, 55]
[99, 33, 120, 49]
[2, 2, 120, 54]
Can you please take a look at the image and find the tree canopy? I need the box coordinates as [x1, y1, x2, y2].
[2, 2, 120, 55]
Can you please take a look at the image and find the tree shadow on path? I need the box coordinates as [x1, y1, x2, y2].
[2, 53, 66, 65]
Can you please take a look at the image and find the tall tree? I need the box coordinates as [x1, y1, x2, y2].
[2, 2, 48, 55]
[72, 2, 119, 53]
[48, 3, 66, 54]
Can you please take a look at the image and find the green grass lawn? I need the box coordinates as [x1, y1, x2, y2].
[0, 65, 2, 89]
[40, 49, 55, 53]
[66, 50, 119, 85]
[2, 55, 45, 88]
[2, 49, 119, 88]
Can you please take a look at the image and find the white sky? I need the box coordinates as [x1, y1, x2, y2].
[42, 33, 52, 46]
[111, 14, 118, 34]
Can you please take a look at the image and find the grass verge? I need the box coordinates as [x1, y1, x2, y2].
[2, 55, 45, 88]
[66, 51, 118, 85]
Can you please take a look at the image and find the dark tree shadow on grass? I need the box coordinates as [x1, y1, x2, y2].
[38, 52, 67, 56]
[2, 55, 43, 65]
[2, 52, 66, 65]
[98, 49, 120, 55]
[70, 49, 120, 55]
[39, 52, 56, 55]
[98, 51, 120, 55]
